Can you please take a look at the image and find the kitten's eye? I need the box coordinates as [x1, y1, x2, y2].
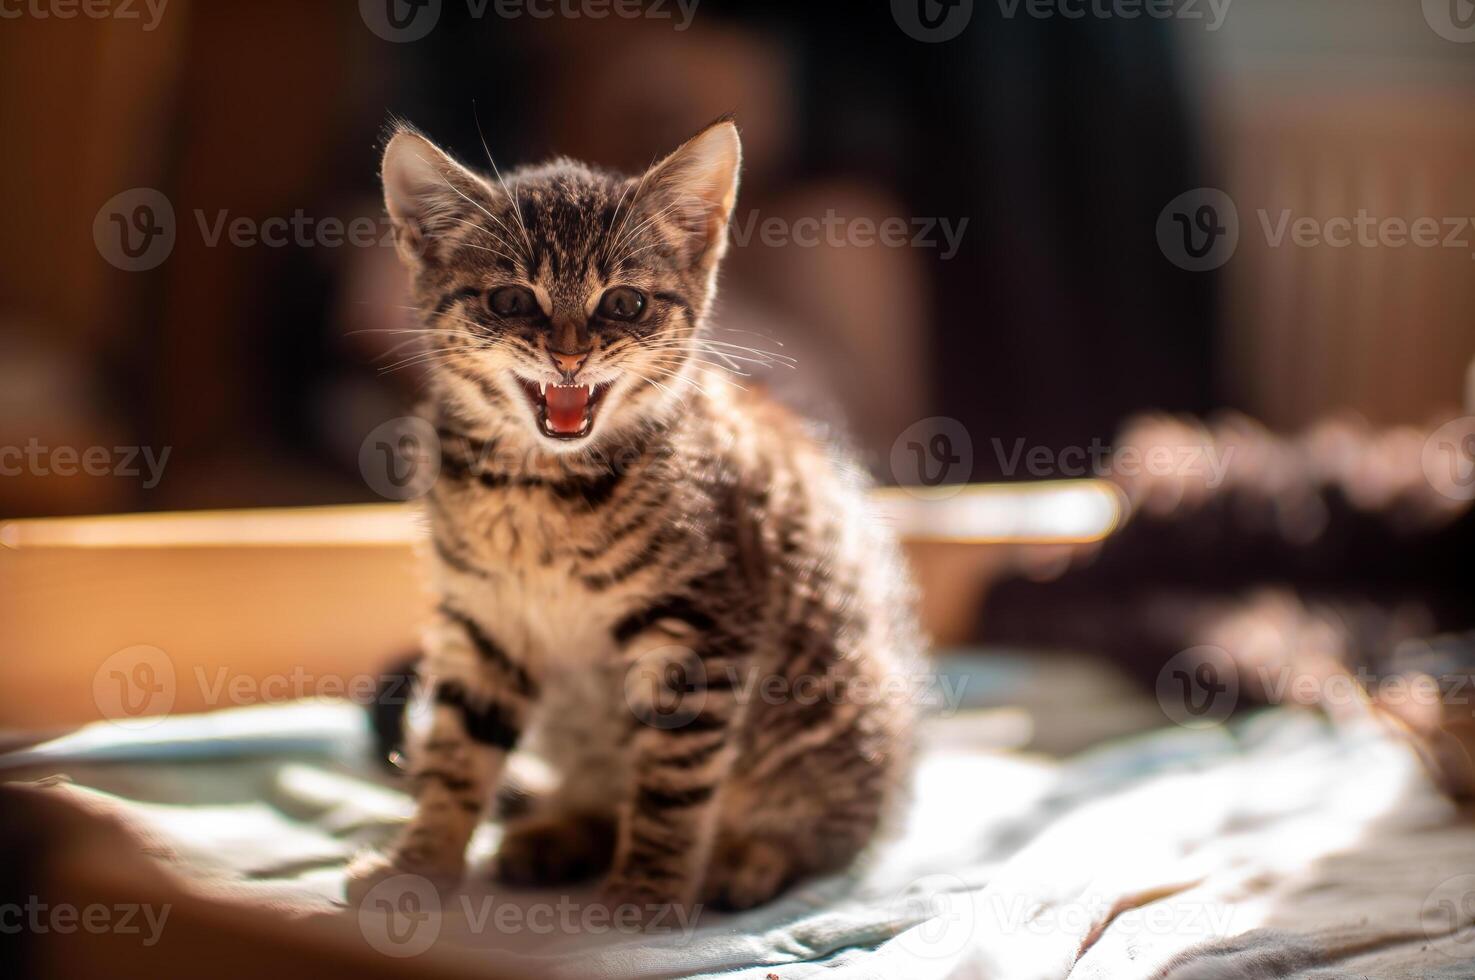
[487, 286, 538, 318]
[597, 287, 646, 322]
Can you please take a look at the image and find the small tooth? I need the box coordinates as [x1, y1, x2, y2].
[538, 382, 546, 396]
[578, 418, 591, 434]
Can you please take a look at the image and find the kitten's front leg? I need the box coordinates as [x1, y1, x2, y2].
[347, 608, 536, 903]
[603, 613, 745, 925]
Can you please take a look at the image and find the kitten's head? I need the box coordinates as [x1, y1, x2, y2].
[381, 118, 740, 452]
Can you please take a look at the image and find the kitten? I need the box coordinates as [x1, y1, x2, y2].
[346, 118, 922, 922]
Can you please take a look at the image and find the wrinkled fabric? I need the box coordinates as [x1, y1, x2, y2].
[6, 698, 1473, 978]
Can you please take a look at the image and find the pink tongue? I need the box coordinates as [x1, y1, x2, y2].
[544, 385, 590, 433]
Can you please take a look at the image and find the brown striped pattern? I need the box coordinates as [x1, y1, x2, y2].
[345, 121, 922, 921]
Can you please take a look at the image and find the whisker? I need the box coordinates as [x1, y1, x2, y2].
[428, 159, 530, 265]
[347, 327, 480, 339]
[692, 348, 790, 370]
[376, 345, 491, 373]
[617, 366, 679, 400]
[607, 199, 684, 267]
[439, 216, 520, 262]
[696, 340, 797, 364]
[375, 339, 494, 366]
[665, 372, 728, 396]
[430, 311, 495, 334]
[709, 327, 788, 344]
[352, 325, 488, 357]
[624, 340, 772, 375]
[640, 362, 711, 394]
[604, 153, 660, 265]
[643, 357, 747, 391]
[645, 353, 753, 384]
[376, 335, 465, 357]
[602, 179, 636, 268]
[612, 240, 668, 263]
[473, 102, 535, 260]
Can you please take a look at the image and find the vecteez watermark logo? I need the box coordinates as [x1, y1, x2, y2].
[0, 897, 172, 947]
[361, 0, 697, 42]
[1156, 645, 1239, 728]
[360, 417, 442, 501]
[891, 422, 1237, 494]
[1424, 0, 1475, 43]
[0, 0, 169, 30]
[355, 873, 702, 955]
[94, 191, 410, 272]
[358, 874, 442, 958]
[729, 211, 970, 260]
[996, 0, 1232, 28]
[989, 436, 1235, 486]
[92, 645, 176, 729]
[1421, 874, 1475, 957]
[890, 417, 974, 499]
[0, 440, 171, 488]
[890, 874, 977, 959]
[96, 193, 969, 269]
[1422, 416, 1475, 502]
[1155, 646, 1475, 729]
[90, 645, 423, 729]
[623, 643, 708, 730]
[1159, 188, 1475, 271]
[1157, 188, 1239, 272]
[894, 0, 1231, 42]
[892, 0, 975, 43]
[1256, 210, 1475, 257]
[622, 650, 969, 730]
[359, 422, 687, 501]
[94, 188, 176, 272]
[360, 0, 441, 41]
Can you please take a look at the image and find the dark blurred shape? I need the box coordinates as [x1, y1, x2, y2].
[368, 649, 420, 773]
[980, 411, 1475, 687]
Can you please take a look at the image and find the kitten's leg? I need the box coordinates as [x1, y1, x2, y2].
[703, 654, 912, 910]
[701, 835, 796, 911]
[493, 809, 618, 887]
[493, 666, 624, 886]
[347, 611, 536, 902]
[700, 757, 889, 910]
[602, 614, 744, 923]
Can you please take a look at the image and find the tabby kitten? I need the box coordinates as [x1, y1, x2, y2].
[346, 118, 921, 921]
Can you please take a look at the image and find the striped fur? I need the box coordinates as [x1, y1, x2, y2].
[346, 119, 922, 920]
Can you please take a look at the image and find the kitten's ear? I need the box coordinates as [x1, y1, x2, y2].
[381, 127, 495, 266]
[639, 118, 742, 272]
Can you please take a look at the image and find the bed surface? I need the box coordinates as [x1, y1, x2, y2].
[5, 655, 1474, 979]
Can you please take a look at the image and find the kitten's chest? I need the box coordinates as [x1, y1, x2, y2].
[433, 489, 632, 666]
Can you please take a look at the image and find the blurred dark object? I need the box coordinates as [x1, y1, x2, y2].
[979, 410, 1475, 691]
[1378, 629, 1475, 801]
[368, 649, 419, 773]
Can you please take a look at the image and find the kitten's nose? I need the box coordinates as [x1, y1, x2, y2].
[549, 349, 588, 378]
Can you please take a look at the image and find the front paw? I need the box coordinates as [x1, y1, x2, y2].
[492, 812, 616, 887]
[599, 874, 700, 932]
[344, 850, 463, 908]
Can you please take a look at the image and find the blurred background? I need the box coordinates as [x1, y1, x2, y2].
[1, 0, 1473, 683]
[6, 12, 1475, 971]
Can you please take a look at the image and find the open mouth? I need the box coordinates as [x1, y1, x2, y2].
[516, 378, 614, 439]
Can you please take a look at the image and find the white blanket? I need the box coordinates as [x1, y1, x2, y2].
[8, 701, 1475, 978]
